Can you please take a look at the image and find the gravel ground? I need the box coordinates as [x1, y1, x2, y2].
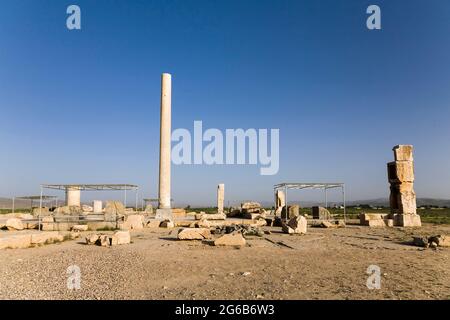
[0, 223, 449, 300]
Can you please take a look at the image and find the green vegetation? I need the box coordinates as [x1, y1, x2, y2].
[188, 206, 450, 225]
[0, 208, 32, 214]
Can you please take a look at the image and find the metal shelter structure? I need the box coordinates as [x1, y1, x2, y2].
[273, 182, 346, 220]
[39, 184, 139, 212]
[12, 195, 58, 213]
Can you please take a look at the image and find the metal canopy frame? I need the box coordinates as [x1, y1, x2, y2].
[274, 182, 346, 221]
[39, 184, 139, 212]
[42, 184, 138, 191]
[12, 195, 58, 213]
[37, 184, 140, 229]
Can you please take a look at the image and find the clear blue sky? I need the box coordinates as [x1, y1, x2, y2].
[1, 0, 449, 206]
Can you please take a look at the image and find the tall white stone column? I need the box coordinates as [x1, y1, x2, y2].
[65, 187, 81, 207]
[156, 73, 173, 220]
[217, 184, 224, 214]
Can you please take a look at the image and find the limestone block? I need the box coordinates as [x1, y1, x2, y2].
[32, 207, 50, 216]
[281, 205, 300, 220]
[30, 232, 63, 245]
[111, 231, 131, 245]
[82, 205, 93, 212]
[6, 218, 24, 231]
[160, 220, 174, 228]
[243, 213, 266, 220]
[104, 201, 126, 215]
[214, 233, 246, 247]
[393, 145, 413, 162]
[122, 214, 144, 230]
[199, 213, 226, 220]
[275, 190, 286, 209]
[312, 206, 331, 220]
[177, 228, 211, 240]
[359, 213, 389, 224]
[41, 216, 54, 231]
[241, 202, 262, 214]
[172, 208, 186, 218]
[393, 214, 421, 227]
[54, 206, 82, 215]
[144, 204, 154, 214]
[86, 234, 100, 245]
[146, 219, 162, 228]
[282, 215, 307, 234]
[0, 234, 32, 249]
[387, 161, 414, 183]
[16, 213, 34, 220]
[87, 222, 116, 231]
[71, 225, 88, 232]
[391, 185, 417, 214]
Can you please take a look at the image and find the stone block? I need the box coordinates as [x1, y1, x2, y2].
[359, 213, 389, 224]
[6, 218, 24, 231]
[30, 232, 64, 245]
[281, 205, 300, 220]
[111, 231, 131, 245]
[282, 215, 307, 234]
[160, 220, 174, 228]
[0, 234, 32, 249]
[200, 213, 227, 220]
[172, 208, 186, 218]
[387, 161, 414, 183]
[312, 206, 331, 220]
[122, 214, 144, 230]
[71, 225, 89, 232]
[214, 233, 246, 247]
[104, 201, 126, 215]
[146, 219, 162, 228]
[178, 228, 211, 240]
[393, 214, 421, 227]
[393, 145, 413, 162]
[390, 185, 417, 214]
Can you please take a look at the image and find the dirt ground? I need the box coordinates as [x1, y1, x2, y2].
[0, 222, 449, 300]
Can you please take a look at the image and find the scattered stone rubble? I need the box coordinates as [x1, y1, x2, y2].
[85, 231, 131, 247]
[413, 235, 450, 248]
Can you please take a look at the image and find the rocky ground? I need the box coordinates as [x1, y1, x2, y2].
[0, 223, 449, 300]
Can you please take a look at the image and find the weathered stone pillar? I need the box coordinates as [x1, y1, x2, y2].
[275, 190, 285, 209]
[217, 184, 224, 214]
[93, 200, 102, 213]
[388, 145, 421, 227]
[156, 73, 173, 220]
[65, 187, 80, 207]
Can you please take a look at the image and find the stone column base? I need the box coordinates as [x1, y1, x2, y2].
[155, 208, 173, 221]
[392, 214, 421, 227]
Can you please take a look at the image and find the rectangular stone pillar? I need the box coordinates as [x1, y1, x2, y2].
[156, 73, 173, 220]
[217, 184, 224, 214]
[388, 145, 421, 227]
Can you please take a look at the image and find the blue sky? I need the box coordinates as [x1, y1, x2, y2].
[1, 0, 450, 206]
